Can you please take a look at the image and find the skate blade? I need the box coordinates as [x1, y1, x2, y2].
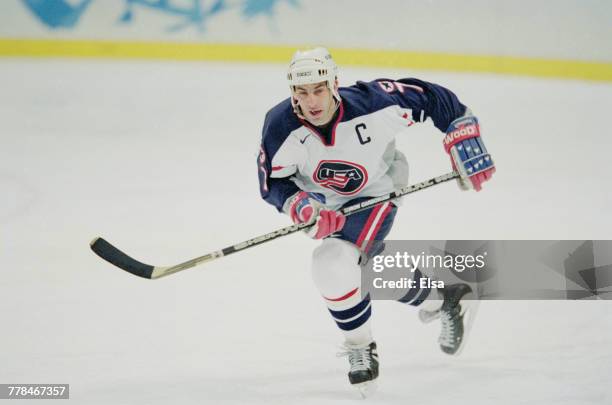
[418, 308, 441, 324]
[453, 292, 480, 357]
[354, 380, 378, 399]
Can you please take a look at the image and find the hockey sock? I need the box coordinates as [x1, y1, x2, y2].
[397, 267, 441, 309]
[312, 238, 374, 346]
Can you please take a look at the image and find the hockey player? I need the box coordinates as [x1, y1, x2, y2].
[257, 48, 495, 395]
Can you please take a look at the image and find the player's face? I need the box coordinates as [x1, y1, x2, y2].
[293, 82, 336, 126]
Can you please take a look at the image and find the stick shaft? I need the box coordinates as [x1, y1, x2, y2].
[153, 171, 459, 277]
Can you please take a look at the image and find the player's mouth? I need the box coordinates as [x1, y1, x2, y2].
[309, 109, 323, 118]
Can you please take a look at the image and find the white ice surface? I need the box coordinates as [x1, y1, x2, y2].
[1, 59, 611, 404]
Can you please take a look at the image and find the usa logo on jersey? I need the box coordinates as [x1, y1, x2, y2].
[313, 160, 368, 195]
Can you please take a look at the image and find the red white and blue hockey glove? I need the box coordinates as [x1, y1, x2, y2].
[443, 116, 495, 191]
[287, 191, 346, 239]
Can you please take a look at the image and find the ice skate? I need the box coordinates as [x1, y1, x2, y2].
[338, 341, 379, 398]
[437, 283, 479, 355]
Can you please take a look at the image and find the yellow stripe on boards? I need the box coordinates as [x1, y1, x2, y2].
[1, 38, 611, 82]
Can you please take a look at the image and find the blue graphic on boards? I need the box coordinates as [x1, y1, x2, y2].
[22, 0, 93, 29]
[21, 0, 299, 32]
[118, 0, 226, 32]
[241, 0, 298, 18]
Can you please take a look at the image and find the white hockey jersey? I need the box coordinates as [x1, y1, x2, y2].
[257, 78, 467, 211]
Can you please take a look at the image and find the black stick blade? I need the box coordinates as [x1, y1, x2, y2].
[90, 237, 155, 279]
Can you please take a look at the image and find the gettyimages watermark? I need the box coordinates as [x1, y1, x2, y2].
[369, 250, 487, 290]
[361, 240, 612, 300]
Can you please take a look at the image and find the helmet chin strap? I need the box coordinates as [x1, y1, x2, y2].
[326, 98, 341, 122]
[291, 98, 306, 120]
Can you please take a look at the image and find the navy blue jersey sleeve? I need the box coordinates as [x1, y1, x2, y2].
[397, 78, 467, 132]
[257, 100, 301, 212]
[356, 78, 468, 132]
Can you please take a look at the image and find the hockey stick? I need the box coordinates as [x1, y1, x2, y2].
[90, 171, 459, 279]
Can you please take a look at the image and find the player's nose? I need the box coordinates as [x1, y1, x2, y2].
[306, 93, 318, 107]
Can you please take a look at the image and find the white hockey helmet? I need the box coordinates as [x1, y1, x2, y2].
[287, 47, 340, 104]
